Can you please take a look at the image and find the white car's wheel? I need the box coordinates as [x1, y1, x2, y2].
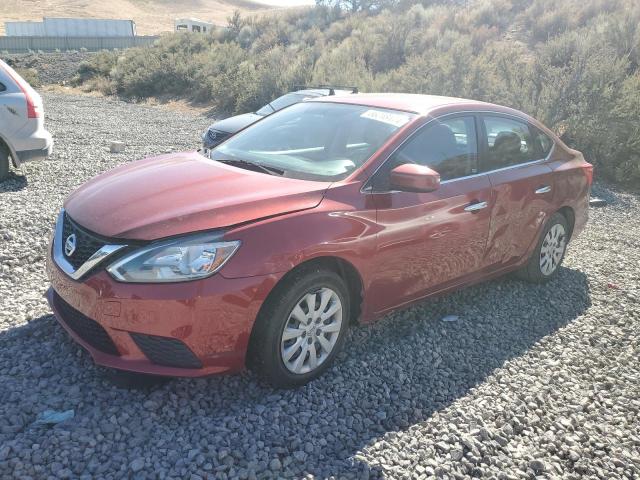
[0, 144, 10, 181]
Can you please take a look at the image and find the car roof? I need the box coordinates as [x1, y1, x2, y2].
[308, 93, 526, 118]
[295, 88, 355, 97]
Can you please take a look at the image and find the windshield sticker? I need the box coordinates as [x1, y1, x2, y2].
[360, 109, 410, 128]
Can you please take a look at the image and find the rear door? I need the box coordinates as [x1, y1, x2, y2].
[367, 114, 493, 314]
[479, 114, 556, 267]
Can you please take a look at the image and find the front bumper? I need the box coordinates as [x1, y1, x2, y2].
[46, 254, 282, 377]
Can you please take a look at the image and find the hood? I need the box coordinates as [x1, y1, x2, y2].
[212, 112, 264, 134]
[64, 151, 330, 240]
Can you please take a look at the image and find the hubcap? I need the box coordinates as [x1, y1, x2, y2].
[280, 287, 343, 375]
[540, 223, 566, 276]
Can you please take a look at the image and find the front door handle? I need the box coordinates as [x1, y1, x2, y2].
[535, 185, 552, 194]
[464, 201, 488, 212]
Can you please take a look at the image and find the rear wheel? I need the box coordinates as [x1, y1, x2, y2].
[0, 145, 10, 181]
[248, 267, 350, 388]
[517, 212, 569, 283]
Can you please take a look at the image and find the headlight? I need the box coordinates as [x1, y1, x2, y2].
[107, 233, 240, 283]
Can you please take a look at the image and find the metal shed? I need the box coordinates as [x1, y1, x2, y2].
[5, 17, 136, 37]
[5, 21, 45, 36]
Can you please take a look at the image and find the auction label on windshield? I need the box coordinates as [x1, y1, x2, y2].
[360, 109, 410, 128]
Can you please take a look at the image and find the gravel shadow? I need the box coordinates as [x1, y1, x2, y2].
[0, 171, 28, 193]
[0, 266, 590, 478]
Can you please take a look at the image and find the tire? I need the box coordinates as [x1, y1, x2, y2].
[516, 212, 570, 283]
[0, 145, 10, 182]
[248, 266, 351, 388]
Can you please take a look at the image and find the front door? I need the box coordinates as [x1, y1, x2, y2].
[367, 115, 493, 314]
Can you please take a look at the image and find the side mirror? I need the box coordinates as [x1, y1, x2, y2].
[389, 163, 440, 193]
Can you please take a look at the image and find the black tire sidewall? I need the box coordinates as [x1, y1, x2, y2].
[0, 148, 10, 181]
[250, 268, 350, 388]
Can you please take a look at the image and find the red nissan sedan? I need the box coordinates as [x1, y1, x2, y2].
[46, 94, 592, 387]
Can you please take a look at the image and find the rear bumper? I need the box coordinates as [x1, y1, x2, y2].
[16, 142, 52, 163]
[46, 254, 282, 377]
[14, 129, 53, 165]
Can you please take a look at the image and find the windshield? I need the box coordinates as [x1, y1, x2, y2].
[255, 92, 317, 116]
[211, 102, 415, 181]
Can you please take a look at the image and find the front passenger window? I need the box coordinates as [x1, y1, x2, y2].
[371, 116, 478, 191]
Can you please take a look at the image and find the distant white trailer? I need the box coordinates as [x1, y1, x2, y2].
[174, 18, 214, 33]
[5, 17, 136, 37]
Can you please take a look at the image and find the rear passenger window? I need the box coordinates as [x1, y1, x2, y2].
[482, 116, 536, 171]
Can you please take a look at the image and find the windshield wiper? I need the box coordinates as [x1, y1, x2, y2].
[215, 158, 284, 176]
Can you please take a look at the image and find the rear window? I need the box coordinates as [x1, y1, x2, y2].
[256, 93, 316, 116]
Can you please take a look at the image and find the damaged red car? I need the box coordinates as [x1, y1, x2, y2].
[47, 94, 592, 387]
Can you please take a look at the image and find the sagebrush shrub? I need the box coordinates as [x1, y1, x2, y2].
[77, 0, 640, 188]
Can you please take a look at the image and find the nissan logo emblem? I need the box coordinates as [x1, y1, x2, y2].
[64, 233, 77, 257]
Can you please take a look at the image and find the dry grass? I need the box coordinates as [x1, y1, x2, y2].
[0, 0, 288, 35]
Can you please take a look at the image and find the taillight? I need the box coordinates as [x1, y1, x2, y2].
[25, 94, 41, 118]
[583, 163, 594, 186]
[0, 62, 42, 118]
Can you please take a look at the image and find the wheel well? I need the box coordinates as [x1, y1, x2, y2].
[557, 206, 575, 240]
[245, 256, 364, 367]
[266, 256, 364, 325]
[0, 136, 15, 167]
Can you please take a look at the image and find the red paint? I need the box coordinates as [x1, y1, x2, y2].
[48, 94, 591, 377]
[64, 151, 330, 240]
[389, 163, 440, 192]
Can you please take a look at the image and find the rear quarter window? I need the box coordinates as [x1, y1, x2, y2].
[0, 82, 5, 92]
[532, 128, 554, 158]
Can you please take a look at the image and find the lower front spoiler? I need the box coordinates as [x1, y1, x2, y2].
[46, 287, 232, 378]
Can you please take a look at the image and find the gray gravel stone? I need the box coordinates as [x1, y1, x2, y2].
[0, 92, 639, 480]
[130, 458, 145, 472]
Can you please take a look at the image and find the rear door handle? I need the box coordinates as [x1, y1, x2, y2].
[535, 185, 552, 194]
[464, 201, 488, 212]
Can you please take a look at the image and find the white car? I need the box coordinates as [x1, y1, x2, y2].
[0, 60, 53, 181]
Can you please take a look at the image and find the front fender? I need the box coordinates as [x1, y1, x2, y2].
[219, 183, 379, 282]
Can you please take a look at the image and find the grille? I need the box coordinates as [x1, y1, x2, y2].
[131, 333, 202, 369]
[203, 128, 230, 149]
[61, 213, 105, 270]
[52, 291, 120, 356]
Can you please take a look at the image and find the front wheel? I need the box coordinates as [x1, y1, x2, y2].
[517, 212, 569, 283]
[248, 267, 350, 388]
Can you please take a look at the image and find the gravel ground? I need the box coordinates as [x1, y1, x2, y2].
[1, 92, 639, 480]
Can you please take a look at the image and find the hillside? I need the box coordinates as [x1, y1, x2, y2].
[73, 0, 640, 187]
[0, 0, 294, 35]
